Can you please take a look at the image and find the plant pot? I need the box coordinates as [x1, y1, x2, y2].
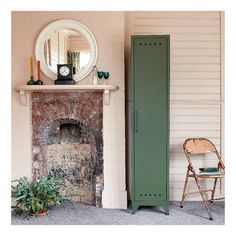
[30, 209, 48, 216]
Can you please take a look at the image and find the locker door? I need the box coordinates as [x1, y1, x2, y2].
[133, 36, 169, 201]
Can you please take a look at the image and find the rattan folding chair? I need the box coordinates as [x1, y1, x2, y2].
[180, 138, 225, 220]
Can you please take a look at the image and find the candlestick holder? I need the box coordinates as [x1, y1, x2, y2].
[35, 79, 43, 85]
[27, 77, 35, 85]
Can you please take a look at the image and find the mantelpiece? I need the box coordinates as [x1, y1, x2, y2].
[15, 84, 119, 106]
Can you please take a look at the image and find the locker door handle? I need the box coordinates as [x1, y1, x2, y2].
[134, 110, 138, 132]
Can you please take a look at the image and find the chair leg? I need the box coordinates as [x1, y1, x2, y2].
[193, 175, 214, 220]
[210, 178, 218, 203]
[180, 169, 189, 208]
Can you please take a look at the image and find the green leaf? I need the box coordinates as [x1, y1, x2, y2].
[11, 175, 64, 217]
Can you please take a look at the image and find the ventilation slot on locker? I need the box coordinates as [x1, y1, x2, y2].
[139, 193, 162, 198]
[139, 42, 162, 46]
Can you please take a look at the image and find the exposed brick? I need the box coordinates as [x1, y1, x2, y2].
[31, 91, 103, 207]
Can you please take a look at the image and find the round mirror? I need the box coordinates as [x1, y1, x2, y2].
[35, 19, 98, 82]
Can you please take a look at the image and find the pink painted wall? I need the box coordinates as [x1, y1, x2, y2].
[12, 11, 124, 85]
[12, 11, 126, 208]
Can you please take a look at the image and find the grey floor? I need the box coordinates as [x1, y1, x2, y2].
[11, 201, 224, 225]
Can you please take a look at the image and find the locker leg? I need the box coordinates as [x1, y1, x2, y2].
[131, 202, 139, 214]
[163, 205, 169, 215]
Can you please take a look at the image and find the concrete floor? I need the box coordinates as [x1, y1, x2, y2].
[11, 201, 224, 225]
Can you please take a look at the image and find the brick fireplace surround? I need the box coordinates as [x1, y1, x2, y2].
[31, 91, 104, 207]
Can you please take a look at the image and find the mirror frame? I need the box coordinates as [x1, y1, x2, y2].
[35, 19, 98, 82]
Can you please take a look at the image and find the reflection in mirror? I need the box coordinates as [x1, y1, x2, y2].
[35, 19, 98, 81]
[44, 29, 90, 76]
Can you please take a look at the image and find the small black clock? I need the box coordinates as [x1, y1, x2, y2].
[55, 64, 75, 85]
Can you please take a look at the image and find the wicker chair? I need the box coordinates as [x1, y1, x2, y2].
[180, 138, 225, 220]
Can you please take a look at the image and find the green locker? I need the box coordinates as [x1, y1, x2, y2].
[131, 35, 170, 214]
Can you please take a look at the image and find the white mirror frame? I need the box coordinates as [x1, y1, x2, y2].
[35, 19, 98, 82]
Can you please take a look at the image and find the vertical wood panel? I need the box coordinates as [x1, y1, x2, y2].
[125, 11, 224, 201]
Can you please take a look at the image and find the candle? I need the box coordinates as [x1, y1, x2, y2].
[37, 60, 41, 80]
[29, 56, 33, 78]
[35, 60, 43, 85]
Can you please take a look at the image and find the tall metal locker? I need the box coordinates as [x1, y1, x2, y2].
[131, 35, 170, 214]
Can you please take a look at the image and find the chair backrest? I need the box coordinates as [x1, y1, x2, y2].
[183, 138, 217, 155]
[183, 138, 225, 171]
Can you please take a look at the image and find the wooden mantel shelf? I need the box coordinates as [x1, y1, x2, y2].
[15, 84, 119, 106]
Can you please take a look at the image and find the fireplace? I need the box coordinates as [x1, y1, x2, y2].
[31, 91, 103, 207]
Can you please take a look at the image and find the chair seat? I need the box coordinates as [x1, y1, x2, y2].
[189, 173, 224, 178]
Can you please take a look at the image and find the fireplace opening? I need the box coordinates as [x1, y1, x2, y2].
[35, 119, 103, 207]
[60, 123, 81, 144]
[32, 92, 103, 207]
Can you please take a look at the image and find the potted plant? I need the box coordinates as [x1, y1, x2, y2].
[11, 176, 64, 218]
